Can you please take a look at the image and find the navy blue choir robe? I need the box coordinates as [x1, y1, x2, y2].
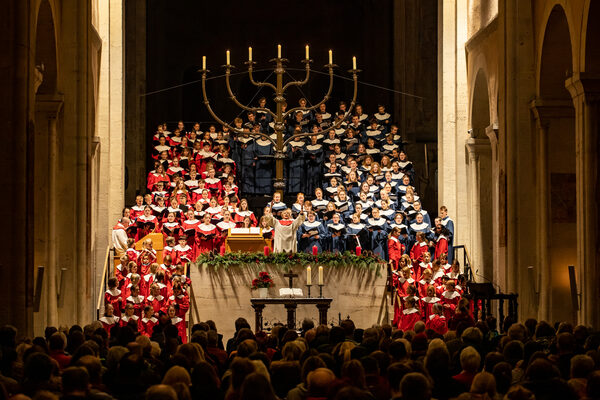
[237, 137, 256, 194]
[254, 138, 273, 194]
[327, 222, 347, 253]
[379, 208, 396, 221]
[345, 222, 369, 251]
[410, 210, 432, 228]
[365, 128, 385, 142]
[367, 217, 390, 259]
[334, 200, 354, 221]
[304, 144, 324, 195]
[409, 221, 430, 237]
[298, 220, 327, 254]
[441, 216, 455, 262]
[286, 141, 306, 193]
[374, 111, 392, 128]
[270, 201, 288, 219]
[397, 160, 415, 182]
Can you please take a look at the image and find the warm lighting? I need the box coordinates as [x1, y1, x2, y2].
[353, 56, 357, 70]
[202, 56, 206, 70]
[318, 266, 324, 285]
[248, 47, 252, 62]
[305, 45, 310, 60]
[329, 50, 333, 64]
[307, 266, 312, 285]
[278, 44, 281, 58]
[226, 50, 230, 65]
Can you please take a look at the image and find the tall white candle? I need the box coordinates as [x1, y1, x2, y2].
[278, 44, 281, 58]
[353, 56, 357, 70]
[307, 266, 312, 285]
[248, 47, 252, 62]
[202, 56, 206, 70]
[318, 266, 323, 285]
[305, 45, 310, 60]
[226, 50, 230, 65]
[329, 50, 333, 64]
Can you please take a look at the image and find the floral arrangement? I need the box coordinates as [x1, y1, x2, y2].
[251, 271, 274, 289]
[194, 251, 383, 275]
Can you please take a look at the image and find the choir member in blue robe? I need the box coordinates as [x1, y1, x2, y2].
[253, 138, 273, 194]
[323, 130, 340, 153]
[410, 201, 431, 228]
[256, 97, 272, 131]
[397, 151, 415, 182]
[305, 136, 324, 195]
[334, 191, 355, 221]
[311, 188, 329, 218]
[409, 213, 430, 236]
[286, 138, 306, 193]
[365, 119, 385, 142]
[440, 206, 455, 262]
[367, 208, 390, 259]
[269, 192, 288, 219]
[326, 213, 346, 253]
[236, 133, 256, 195]
[345, 213, 369, 251]
[298, 212, 327, 254]
[374, 105, 392, 129]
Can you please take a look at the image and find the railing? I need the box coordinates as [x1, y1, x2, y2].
[453, 245, 473, 281]
[188, 279, 201, 339]
[96, 246, 113, 320]
[468, 291, 519, 333]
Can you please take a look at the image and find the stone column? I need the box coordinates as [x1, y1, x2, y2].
[566, 73, 600, 327]
[465, 138, 491, 281]
[485, 125, 501, 285]
[34, 94, 64, 328]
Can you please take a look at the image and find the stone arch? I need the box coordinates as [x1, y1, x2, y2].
[535, 3, 576, 323]
[583, 0, 600, 73]
[34, 0, 57, 94]
[470, 68, 491, 137]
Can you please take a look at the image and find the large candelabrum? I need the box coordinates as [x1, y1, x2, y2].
[199, 45, 360, 194]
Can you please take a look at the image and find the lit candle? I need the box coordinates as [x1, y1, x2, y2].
[305, 45, 310, 60]
[264, 246, 270, 256]
[312, 245, 318, 256]
[202, 56, 206, 70]
[249, 47, 252, 62]
[226, 50, 230, 65]
[329, 50, 333, 64]
[356, 246, 362, 256]
[307, 266, 312, 285]
[353, 56, 357, 70]
[278, 44, 281, 58]
[318, 266, 324, 285]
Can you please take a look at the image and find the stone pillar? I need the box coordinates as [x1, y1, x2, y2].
[566, 73, 600, 327]
[465, 138, 491, 280]
[485, 125, 502, 285]
[34, 94, 64, 328]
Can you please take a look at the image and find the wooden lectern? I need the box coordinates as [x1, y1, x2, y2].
[226, 228, 269, 253]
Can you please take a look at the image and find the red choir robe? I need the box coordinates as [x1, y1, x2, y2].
[141, 273, 154, 297]
[402, 295, 420, 311]
[409, 241, 428, 264]
[115, 262, 128, 284]
[104, 289, 124, 316]
[417, 278, 436, 299]
[426, 314, 449, 335]
[216, 220, 236, 253]
[387, 237, 405, 270]
[440, 290, 461, 320]
[171, 316, 187, 344]
[396, 276, 415, 297]
[126, 294, 146, 317]
[119, 314, 140, 330]
[145, 294, 168, 315]
[126, 248, 140, 263]
[99, 315, 120, 336]
[431, 268, 445, 285]
[435, 235, 449, 260]
[130, 205, 145, 221]
[233, 210, 258, 227]
[398, 307, 422, 331]
[415, 262, 432, 282]
[169, 293, 190, 318]
[204, 177, 223, 196]
[163, 245, 176, 261]
[140, 316, 158, 337]
[173, 243, 194, 265]
[181, 218, 200, 250]
[162, 222, 182, 240]
[155, 282, 169, 298]
[196, 223, 217, 254]
[420, 296, 441, 321]
[393, 276, 415, 327]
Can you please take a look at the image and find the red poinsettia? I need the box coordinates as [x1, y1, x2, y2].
[252, 271, 274, 289]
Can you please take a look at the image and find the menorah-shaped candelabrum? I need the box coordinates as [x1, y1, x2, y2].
[199, 45, 360, 194]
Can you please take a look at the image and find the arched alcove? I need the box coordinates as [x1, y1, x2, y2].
[538, 4, 576, 323]
[468, 69, 493, 282]
[584, 1, 600, 73]
[35, 0, 57, 94]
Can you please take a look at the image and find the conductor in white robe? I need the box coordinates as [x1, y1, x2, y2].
[265, 207, 305, 253]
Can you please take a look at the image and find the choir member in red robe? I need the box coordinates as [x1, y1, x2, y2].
[234, 199, 258, 227]
[104, 277, 124, 317]
[163, 237, 177, 261]
[167, 304, 187, 344]
[141, 263, 158, 298]
[125, 285, 145, 317]
[387, 227, 405, 270]
[146, 283, 168, 316]
[120, 303, 140, 331]
[417, 268, 436, 299]
[181, 209, 201, 254]
[136, 206, 158, 241]
[398, 297, 422, 331]
[162, 212, 182, 240]
[441, 280, 462, 320]
[420, 285, 441, 321]
[126, 239, 139, 263]
[115, 255, 129, 284]
[99, 304, 120, 336]
[174, 236, 194, 265]
[216, 210, 237, 254]
[140, 306, 158, 337]
[169, 283, 190, 319]
[130, 195, 145, 220]
[196, 213, 217, 254]
[410, 232, 428, 265]
[425, 303, 449, 335]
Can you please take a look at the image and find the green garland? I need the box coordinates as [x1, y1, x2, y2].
[193, 251, 385, 275]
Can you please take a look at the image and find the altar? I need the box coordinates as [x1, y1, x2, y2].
[189, 259, 390, 339]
